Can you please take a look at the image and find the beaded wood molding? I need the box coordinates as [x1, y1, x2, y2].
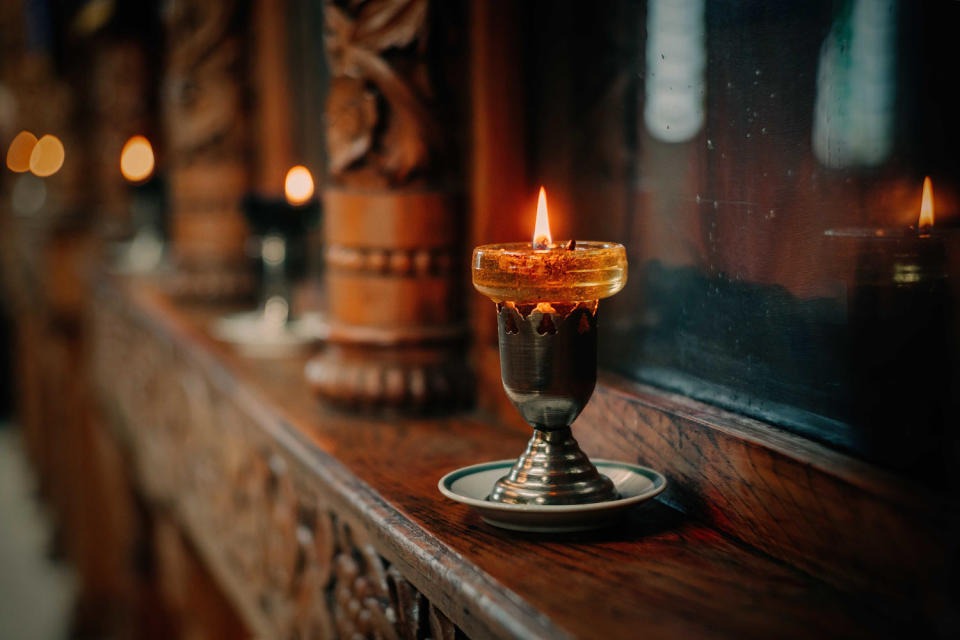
[325, 246, 457, 277]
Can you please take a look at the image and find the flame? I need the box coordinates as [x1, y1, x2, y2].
[919, 176, 934, 231]
[6, 131, 38, 173]
[284, 165, 314, 206]
[120, 135, 155, 183]
[28, 134, 64, 177]
[533, 186, 552, 249]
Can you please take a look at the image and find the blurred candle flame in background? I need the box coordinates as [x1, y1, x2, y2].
[28, 134, 64, 177]
[283, 165, 314, 206]
[919, 176, 934, 231]
[120, 135, 155, 183]
[533, 186, 551, 249]
[6, 130, 37, 172]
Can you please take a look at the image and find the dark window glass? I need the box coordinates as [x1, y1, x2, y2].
[522, 0, 960, 476]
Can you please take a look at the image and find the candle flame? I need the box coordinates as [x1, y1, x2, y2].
[284, 165, 314, 206]
[6, 131, 38, 173]
[29, 135, 65, 177]
[919, 176, 934, 231]
[533, 186, 552, 249]
[120, 135, 155, 183]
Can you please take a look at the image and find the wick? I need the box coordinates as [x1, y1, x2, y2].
[533, 235, 551, 250]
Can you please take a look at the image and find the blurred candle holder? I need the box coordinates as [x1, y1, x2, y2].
[440, 189, 666, 531]
[211, 166, 326, 356]
[113, 136, 168, 273]
[825, 177, 959, 477]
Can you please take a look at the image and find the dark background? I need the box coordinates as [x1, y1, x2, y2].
[519, 0, 960, 474]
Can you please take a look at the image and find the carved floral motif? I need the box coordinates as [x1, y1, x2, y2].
[324, 0, 442, 187]
[90, 285, 466, 639]
[162, 0, 247, 161]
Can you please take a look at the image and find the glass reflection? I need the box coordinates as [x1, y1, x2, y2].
[522, 0, 960, 477]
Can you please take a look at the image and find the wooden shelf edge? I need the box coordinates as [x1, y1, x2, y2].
[595, 371, 944, 510]
[91, 273, 959, 634]
[97, 274, 570, 640]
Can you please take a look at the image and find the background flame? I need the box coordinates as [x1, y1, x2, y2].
[6, 131, 38, 173]
[120, 135, 155, 183]
[533, 186, 552, 248]
[28, 134, 65, 177]
[919, 176, 934, 229]
[284, 165, 314, 205]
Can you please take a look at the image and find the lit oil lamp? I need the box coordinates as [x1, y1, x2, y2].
[212, 166, 324, 357]
[438, 188, 665, 531]
[826, 178, 956, 476]
[115, 135, 167, 272]
[826, 177, 947, 286]
[472, 187, 628, 505]
[241, 165, 320, 324]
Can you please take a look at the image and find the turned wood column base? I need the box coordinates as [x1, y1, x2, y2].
[313, 190, 472, 414]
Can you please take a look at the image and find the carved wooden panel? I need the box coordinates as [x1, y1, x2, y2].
[91, 281, 467, 639]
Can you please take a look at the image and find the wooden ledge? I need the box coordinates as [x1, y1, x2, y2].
[89, 273, 954, 638]
[581, 373, 959, 610]
[596, 373, 927, 502]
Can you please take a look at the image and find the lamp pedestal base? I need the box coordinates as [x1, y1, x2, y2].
[489, 427, 617, 505]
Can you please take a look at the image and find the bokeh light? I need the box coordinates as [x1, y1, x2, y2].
[284, 165, 315, 206]
[28, 134, 65, 177]
[120, 135, 155, 183]
[6, 130, 38, 172]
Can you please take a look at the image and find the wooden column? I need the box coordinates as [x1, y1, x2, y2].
[306, 0, 471, 412]
[90, 39, 152, 238]
[161, 0, 252, 300]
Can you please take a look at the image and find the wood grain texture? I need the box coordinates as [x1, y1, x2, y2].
[579, 375, 960, 615]
[87, 273, 939, 639]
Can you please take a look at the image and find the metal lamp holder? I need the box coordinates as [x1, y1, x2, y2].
[490, 302, 617, 505]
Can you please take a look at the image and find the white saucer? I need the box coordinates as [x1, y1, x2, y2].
[211, 310, 329, 357]
[438, 459, 667, 532]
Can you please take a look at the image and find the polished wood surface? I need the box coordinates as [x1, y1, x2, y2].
[87, 272, 944, 638]
[582, 376, 960, 608]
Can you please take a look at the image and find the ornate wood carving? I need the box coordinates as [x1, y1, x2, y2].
[308, 0, 471, 412]
[91, 281, 468, 639]
[161, 0, 252, 300]
[323, 0, 443, 188]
